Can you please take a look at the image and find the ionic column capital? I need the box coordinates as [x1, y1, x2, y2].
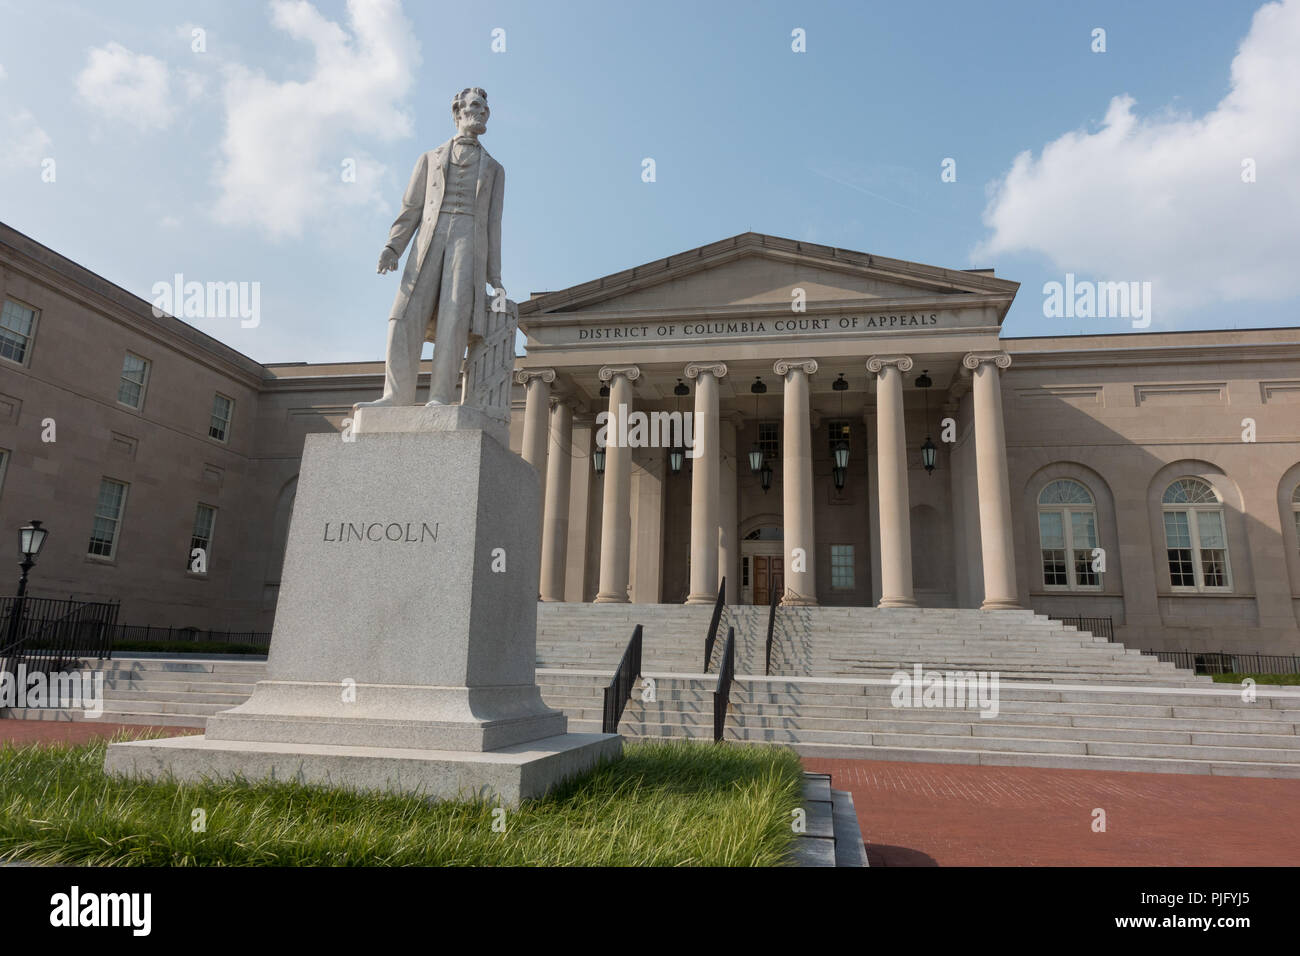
[598, 365, 641, 383]
[684, 362, 728, 380]
[773, 358, 818, 377]
[866, 354, 914, 375]
[514, 368, 557, 386]
[961, 351, 1012, 371]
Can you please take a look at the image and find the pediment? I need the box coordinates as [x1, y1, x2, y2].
[519, 232, 1017, 317]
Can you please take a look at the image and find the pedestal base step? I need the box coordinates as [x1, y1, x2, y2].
[104, 732, 622, 807]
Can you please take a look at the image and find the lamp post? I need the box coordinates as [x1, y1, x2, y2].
[5, 519, 48, 653]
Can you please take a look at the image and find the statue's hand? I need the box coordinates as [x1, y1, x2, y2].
[377, 247, 399, 274]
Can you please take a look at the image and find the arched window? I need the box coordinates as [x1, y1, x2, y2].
[1161, 478, 1230, 590]
[1037, 479, 1100, 589]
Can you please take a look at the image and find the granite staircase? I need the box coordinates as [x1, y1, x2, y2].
[5, 603, 1299, 777]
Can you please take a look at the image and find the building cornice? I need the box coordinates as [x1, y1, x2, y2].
[1, 223, 269, 390]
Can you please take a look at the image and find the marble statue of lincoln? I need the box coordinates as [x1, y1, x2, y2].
[359, 86, 506, 408]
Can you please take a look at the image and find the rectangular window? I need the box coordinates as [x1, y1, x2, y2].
[1039, 512, 1067, 586]
[88, 478, 128, 558]
[189, 503, 216, 572]
[117, 352, 150, 408]
[1196, 511, 1228, 588]
[830, 544, 854, 589]
[1071, 511, 1099, 586]
[0, 299, 36, 364]
[827, 419, 851, 458]
[758, 422, 779, 461]
[1163, 511, 1195, 587]
[209, 393, 234, 441]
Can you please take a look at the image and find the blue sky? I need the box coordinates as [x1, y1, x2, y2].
[1, 0, 1296, 363]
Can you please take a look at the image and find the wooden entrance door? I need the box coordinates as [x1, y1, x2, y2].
[753, 556, 785, 606]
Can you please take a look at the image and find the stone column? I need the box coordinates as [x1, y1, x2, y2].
[719, 413, 741, 594]
[964, 351, 1020, 610]
[775, 359, 818, 606]
[594, 365, 640, 603]
[540, 398, 574, 602]
[516, 368, 556, 484]
[868, 355, 917, 608]
[685, 362, 727, 604]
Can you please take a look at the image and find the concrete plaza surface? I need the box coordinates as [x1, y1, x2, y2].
[804, 756, 1300, 866]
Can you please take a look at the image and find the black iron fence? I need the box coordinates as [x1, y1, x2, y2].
[703, 577, 726, 673]
[713, 626, 736, 743]
[1149, 650, 1300, 676]
[110, 624, 271, 649]
[1051, 615, 1115, 641]
[0, 596, 120, 675]
[602, 624, 643, 734]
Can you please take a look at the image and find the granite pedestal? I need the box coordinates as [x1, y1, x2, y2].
[105, 405, 621, 804]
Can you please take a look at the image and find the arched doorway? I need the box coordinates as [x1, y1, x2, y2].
[740, 525, 784, 605]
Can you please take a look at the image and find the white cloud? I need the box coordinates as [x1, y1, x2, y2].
[212, 0, 420, 239]
[75, 41, 175, 131]
[976, 0, 1300, 314]
[0, 108, 53, 172]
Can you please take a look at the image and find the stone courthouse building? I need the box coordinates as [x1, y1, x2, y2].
[3, 223, 1299, 654]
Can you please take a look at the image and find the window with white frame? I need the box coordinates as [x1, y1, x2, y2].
[189, 503, 216, 572]
[830, 544, 854, 589]
[0, 299, 37, 364]
[88, 478, 128, 558]
[1161, 477, 1230, 590]
[1037, 479, 1100, 589]
[118, 352, 150, 408]
[757, 421, 779, 461]
[209, 393, 234, 441]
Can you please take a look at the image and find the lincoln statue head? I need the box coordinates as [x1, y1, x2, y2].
[452, 87, 489, 137]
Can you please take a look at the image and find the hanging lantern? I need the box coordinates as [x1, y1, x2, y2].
[749, 376, 767, 476]
[593, 444, 606, 475]
[669, 378, 689, 475]
[921, 436, 937, 474]
[915, 369, 936, 475]
[760, 460, 773, 493]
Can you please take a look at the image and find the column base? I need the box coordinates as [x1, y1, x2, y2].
[593, 593, 630, 604]
[980, 598, 1022, 610]
[779, 594, 819, 607]
[878, 597, 919, 608]
[684, 593, 716, 606]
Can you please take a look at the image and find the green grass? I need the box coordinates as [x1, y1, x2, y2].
[111, 641, 267, 655]
[0, 736, 803, 866]
[1210, 672, 1300, 686]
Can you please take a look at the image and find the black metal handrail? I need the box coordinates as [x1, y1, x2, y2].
[1, 596, 119, 676]
[602, 624, 643, 734]
[713, 626, 736, 743]
[1144, 649, 1300, 676]
[703, 577, 726, 672]
[111, 624, 271, 648]
[763, 583, 780, 676]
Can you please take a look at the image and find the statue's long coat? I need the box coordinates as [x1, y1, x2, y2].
[383, 137, 504, 341]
